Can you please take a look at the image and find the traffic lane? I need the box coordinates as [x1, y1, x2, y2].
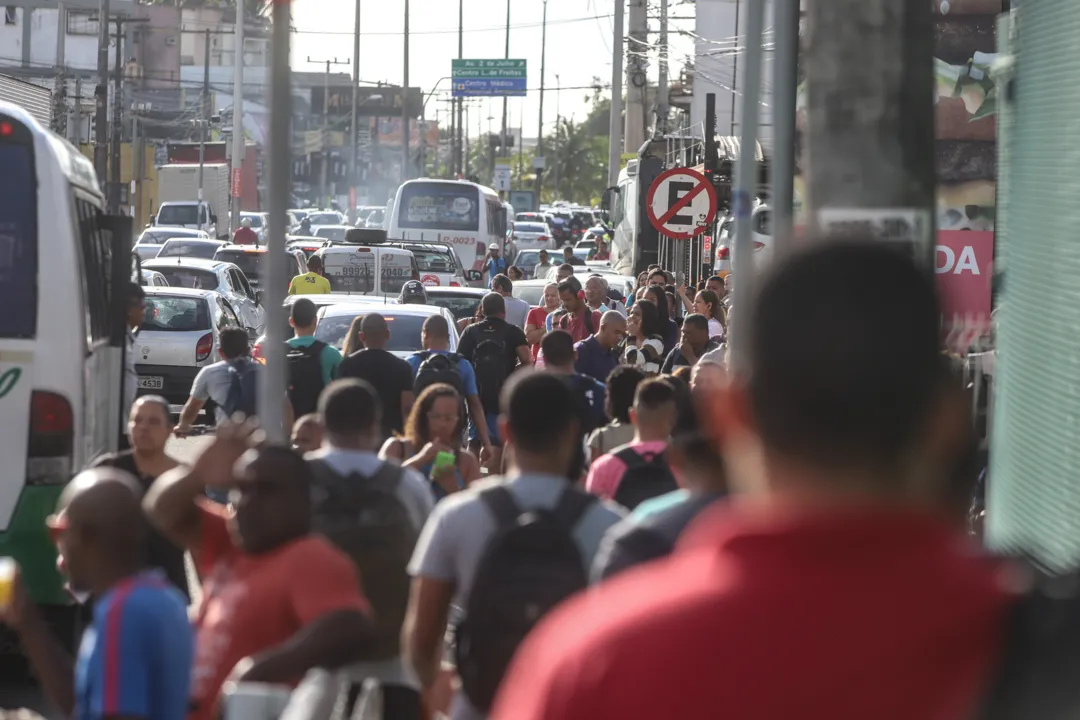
[167, 431, 215, 465]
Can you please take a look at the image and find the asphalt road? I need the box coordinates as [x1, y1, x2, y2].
[1, 434, 214, 716]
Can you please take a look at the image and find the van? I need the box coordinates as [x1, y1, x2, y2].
[315, 230, 420, 297]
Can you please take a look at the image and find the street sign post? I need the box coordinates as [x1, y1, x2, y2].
[646, 167, 718, 240]
[452, 59, 527, 97]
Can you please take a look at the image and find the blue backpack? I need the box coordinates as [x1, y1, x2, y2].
[221, 357, 260, 420]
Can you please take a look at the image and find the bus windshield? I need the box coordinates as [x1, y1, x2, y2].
[0, 136, 37, 339]
[398, 183, 480, 232]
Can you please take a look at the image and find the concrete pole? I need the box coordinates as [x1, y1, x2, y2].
[533, 0, 547, 200]
[727, 0, 764, 373]
[804, 0, 936, 267]
[93, 0, 111, 185]
[624, 0, 646, 153]
[109, 17, 122, 213]
[230, 3, 246, 236]
[606, 0, 624, 187]
[769, 0, 799, 257]
[348, 0, 360, 223]
[455, 0, 463, 176]
[402, 0, 410, 183]
[197, 28, 209, 206]
[656, 0, 668, 137]
[260, 0, 293, 443]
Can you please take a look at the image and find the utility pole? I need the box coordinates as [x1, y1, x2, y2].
[727, 0, 764, 373]
[730, 0, 741, 134]
[804, 0, 936, 266]
[69, 76, 82, 144]
[229, 3, 246, 237]
[134, 115, 144, 227]
[607, 0, 625, 187]
[656, 0, 669, 137]
[261, 0, 293, 442]
[770, 0, 800, 257]
[624, 0, 647, 153]
[456, 0, 464, 176]
[702, 92, 717, 279]
[349, 0, 361, 223]
[93, 0, 111, 185]
[499, 0, 510, 168]
[197, 28, 210, 208]
[534, 0, 548, 201]
[308, 57, 349, 208]
[130, 113, 139, 218]
[553, 74, 560, 201]
[402, 0, 411, 183]
[109, 17, 123, 213]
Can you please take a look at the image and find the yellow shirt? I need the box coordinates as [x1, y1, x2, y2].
[288, 272, 332, 295]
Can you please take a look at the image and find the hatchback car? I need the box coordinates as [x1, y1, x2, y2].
[312, 225, 354, 244]
[141, 269, 170, 287]
[314, 303, 459, 358]
[213, 244, 308, 292]
[142, 257, 265, 332]
[510, 221, 553, 252]
[134, 287, 249, 412]
[251, 294, 392, 362]
[156, 238, 226, 260]
[134, 227, 210, 261]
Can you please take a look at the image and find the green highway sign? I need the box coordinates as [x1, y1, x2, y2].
[452, 59, 527, 97]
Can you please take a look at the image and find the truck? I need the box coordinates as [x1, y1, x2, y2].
[154, 163, 230, 238]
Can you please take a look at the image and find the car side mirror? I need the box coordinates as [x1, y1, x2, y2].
[148, 215, 156, 224]
[256, 290, 265, 305]
[465, 270, 482, 282]
[247, 326, 259, 341]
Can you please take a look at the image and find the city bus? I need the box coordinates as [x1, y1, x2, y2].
[0, 101, 134, 645]
[387, 179, 507, 275]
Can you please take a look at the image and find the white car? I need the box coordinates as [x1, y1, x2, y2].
[306, 210, 346, 234]
[252, 294, 391, 362]
[155, 238, 226, 261]
[714, 205, 771, 275]
[142, 257, 265, 332]
[134, 287, 250, 412]
[312, 225, 355, 244]
[511, 221, 553, 252]
[389, 241, 471, 287]
[141, 269, 170, 287]
[314, 302, 460, 358]
[510, 278, 551, 307]
[134, 227, 210, 261]
[212, 244, 308, 292]
[363, 207, 385, 228]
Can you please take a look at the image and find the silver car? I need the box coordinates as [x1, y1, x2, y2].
[142, 257, 265, 332]
[134, 227, 210, 261]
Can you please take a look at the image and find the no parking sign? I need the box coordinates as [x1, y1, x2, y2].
[646, 167, 718, 240]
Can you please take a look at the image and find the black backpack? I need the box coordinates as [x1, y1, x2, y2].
[455, 485, 596, 712]
[307, 459, 418, 661]
[413, 351, 465, 397]
[472, 336, 508, 411]
[221, 358, 260, 419]
[612, 447, 678, 511]
[567, 374, 606, 435]
[286, 340, 327, 417]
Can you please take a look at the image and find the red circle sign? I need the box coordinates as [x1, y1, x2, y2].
[421, 274, 441, 286]
[645, 167, 718, 240]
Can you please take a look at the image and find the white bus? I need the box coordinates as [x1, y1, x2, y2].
[388, 179, 507, 275]
[0, 102, 134, 621]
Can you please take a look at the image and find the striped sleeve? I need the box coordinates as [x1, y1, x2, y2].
[95, 589, 153, 718]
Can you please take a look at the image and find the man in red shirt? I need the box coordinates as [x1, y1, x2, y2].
[494, 241, 1015, 720]
[232, 217, 259, 245]
[552, 277, 602, 343]
[145, 420, 372, 720]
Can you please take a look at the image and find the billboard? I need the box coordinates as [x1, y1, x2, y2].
[367, 118, 439, 149]
[311, 86, 424, 119]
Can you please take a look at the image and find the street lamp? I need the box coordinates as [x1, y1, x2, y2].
[348, 93, 383, 223]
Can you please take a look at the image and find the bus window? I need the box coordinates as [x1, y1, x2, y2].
[0, 129, 37, 339]
[397, 183, 480, 232]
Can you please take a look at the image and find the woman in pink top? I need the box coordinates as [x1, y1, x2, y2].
[525, 282, 561, 362]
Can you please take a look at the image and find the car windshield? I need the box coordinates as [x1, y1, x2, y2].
[214, 249, 280, 281]
[157, 205, 201, 226]
[314, 226, 349, 242]
[429, 294, 482, 320]
[308, 213, 340, 226]
[152, 267, 219, 290]
[515, 223, 548, 234]
[405, 248, 454, 273]
[157, 241, 221, 259]
[242, 214, 265, 228]
[142, 296, 211, 332]
[316, 313, 428, 352]
[513, 284, 546, 307]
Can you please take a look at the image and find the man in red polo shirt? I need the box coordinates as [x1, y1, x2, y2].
[551, 276, 602, 343]
[493, 241, 1015, 720]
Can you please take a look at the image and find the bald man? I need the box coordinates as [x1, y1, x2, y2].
[0, 468, 193, 720]
[337, 313, 415, 440]
[574, 310, 627, 383]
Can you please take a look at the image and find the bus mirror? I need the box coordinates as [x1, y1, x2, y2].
[465, 270, 482, 283]
[99, 213, 135, 348]
[601, 187, 617, 212]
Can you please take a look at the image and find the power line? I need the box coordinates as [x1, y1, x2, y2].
[167, 13, 613, 37]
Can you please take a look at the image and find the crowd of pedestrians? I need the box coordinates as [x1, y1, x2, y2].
[5, 237, 1043, 720]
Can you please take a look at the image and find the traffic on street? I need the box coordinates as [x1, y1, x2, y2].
[3, 0, 1075, 717]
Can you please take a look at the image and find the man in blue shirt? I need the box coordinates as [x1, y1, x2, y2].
[0, 468, 193, 720]
[574, 310, 627, 383]
[406, 315, 493, 462]
[485, 243, 508, 288]
[542, 330, 607, 437]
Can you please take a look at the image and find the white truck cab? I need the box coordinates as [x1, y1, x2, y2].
[154, 200, 218, 239]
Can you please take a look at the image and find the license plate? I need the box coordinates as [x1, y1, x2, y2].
[138, 376, 164, 390]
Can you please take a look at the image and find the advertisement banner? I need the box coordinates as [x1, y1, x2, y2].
[369, 118, 439, 149]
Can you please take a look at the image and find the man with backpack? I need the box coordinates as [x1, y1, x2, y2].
[286, 298, 342, 419]
[177, 327, 266, 436]
[540, 330, 607, 441]
[406, 315, 492, 457]
[403, 371, 624, 720]
[494, 241, 1020, 720]
[551, 277, 603, 343]
[305, 379, 434, 720]
[585, 378, 678, 511]
[457, 292, 532, 470]
[338, 313, 415, 441]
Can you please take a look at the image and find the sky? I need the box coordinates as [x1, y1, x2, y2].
[290, 0, 694, 140]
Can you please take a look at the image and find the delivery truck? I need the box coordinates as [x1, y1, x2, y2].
[154, 163, 230, 238]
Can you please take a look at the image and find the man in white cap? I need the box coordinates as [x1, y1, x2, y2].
[232, 216, 259, 246]
[485, 242, 507, 288]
